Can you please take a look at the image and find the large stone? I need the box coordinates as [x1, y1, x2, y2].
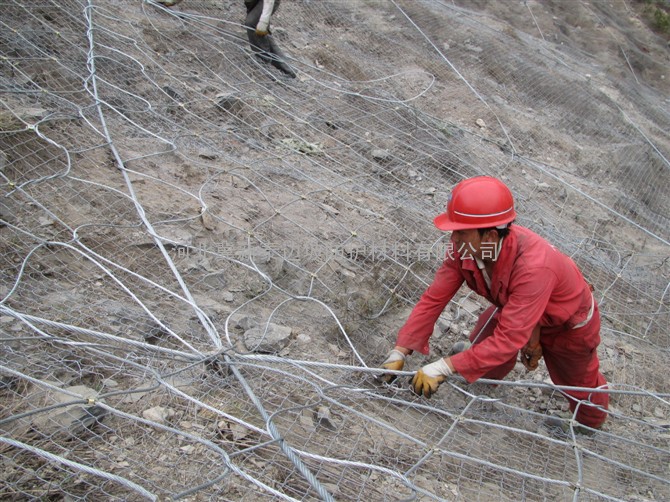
[243, 323, 292, 353]
[192, 294, 228, 318]
[142, 406, 175, 424]
[31, 385, 107, 435]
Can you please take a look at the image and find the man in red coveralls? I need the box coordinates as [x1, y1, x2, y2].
[379, 176, 609, 430]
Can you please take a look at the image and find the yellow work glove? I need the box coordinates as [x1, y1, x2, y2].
[410, 358, 452, 398]
[376, 349, 406, 384]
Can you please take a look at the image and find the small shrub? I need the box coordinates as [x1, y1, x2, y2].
[638, 0, 670, 35]
[652, 6, 670, 33]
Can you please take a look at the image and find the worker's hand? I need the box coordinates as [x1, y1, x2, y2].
[376, 349, 406, 384]
[521, 343, 542, 371]
[410, 358, 452, 398]
[521, 324, 543, 371]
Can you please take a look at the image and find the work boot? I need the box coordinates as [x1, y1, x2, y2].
[449, 340, 471, 356]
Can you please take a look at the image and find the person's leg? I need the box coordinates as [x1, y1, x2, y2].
[541, 310, 609, 428]
[468, 306, 517, 380]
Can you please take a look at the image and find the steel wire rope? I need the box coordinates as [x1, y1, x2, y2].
[604, 324, 669, 348]
[295, 450, 436, 502]
[0, 339, 300, 500]
[261, 397, 432, 500]
[573, 440, 670, 487]
[222, 353, 336, 502]
[0, 117, 73, 192]
[296, 67, 437, 105]
[84, 0, 222, 350]
[224, 358, 656, 455]
[221, 244, 274, 349]
[160, 356, 670, 496]
[0, 306, 196, 360]
[223, 359, 442, 499]
[79, 31, 179, 147]
[0, 240, 202, 354]
[187, 170, 352, 499]
[218, 235, 365, 363]
[403, 397, 481, 478]
[263, 296, 367, 367]
[155, 371, 268, 438]
[524, 0, 546, 42]
[0, 437, 158, 501]
[521, 157, 670, 247]
[643, 280, 670, 340]
[615, 103, 670, 169]
[69, 217, 272, 350]
[92, 400, 300, 501]
[0, 364, 162, 428]
[0, 366, 111, 425]
[69, 171, 206, 228]
[395, 0, 670, 249]
[1, 183, 74, 233]
[147, 0, 437, 106]
[390, 0, 516, 154]
[75, 344, 271, 438]
[233, 353, 670, 397]
[233, 367, 539, 497]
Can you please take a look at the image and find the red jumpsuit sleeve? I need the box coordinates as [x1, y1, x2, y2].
[395, 257, 464, 355]
[451, 267, 556, 382]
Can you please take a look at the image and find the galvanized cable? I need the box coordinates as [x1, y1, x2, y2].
[0, 436, 158, 501]
[83, 0, 222, 349]
[224, 353, 336, 502]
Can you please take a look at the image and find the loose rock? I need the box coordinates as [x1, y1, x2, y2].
[142, 406, 174, 424]
[244, 322, 292, 353]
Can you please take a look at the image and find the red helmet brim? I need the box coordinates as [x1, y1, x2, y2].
[433, 210, 516, 231]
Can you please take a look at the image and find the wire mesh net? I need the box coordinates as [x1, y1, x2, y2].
[1, 0, 669, 500]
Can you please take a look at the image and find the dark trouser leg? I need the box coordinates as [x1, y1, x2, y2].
[541, 308, 609, 428]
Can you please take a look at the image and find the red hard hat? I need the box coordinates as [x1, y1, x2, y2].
[434, 176, 516, 231]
